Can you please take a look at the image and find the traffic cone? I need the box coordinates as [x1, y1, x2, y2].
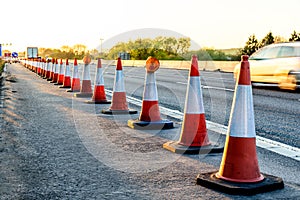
[59, 59, 71, 89]
[128, 56, 173, 130]
[36, 59, 41, 75]
[47, 58, 55, 81]
[86, 58, 111, 104]
[74, 55, 93, 97]
[44, 58, 51, 79]
[196, 55, 284, 195]
[50, 59, 59, 83]
[102, 57, 137, 114]
[163, 55, 223, 154]
[55, 59, 64, 85]
[67, 58, 81, 92]
[39, 58, 44, 77]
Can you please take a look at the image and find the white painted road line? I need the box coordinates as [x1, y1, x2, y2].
[105, 89, 300, 161]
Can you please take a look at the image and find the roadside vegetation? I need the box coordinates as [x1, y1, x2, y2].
[0, 59, 5, 74]
[14, 30, 300, 61]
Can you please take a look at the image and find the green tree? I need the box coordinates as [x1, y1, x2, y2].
[241, 34, 259, 56]
[259, 32, 274, 48]
[289, 30, 300, 41]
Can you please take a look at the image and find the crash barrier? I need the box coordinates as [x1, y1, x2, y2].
[18, 55, 283, 196]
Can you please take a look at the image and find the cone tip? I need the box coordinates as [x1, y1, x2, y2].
[74, 58, 78, 65]
[238, 55, 251, 85]
[190, 55, 200, 76]
[66, 58, 69, 65]
[60, 59, 63, 65]
[97, 58, 102, 68]
[116, 57, 122, 70]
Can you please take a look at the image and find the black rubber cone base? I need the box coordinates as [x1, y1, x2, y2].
[59, 85, 71, 89]
[74, 93, 93, 98]
[102, 109, 137, 115]
[128, 119, 174, 130]
[54, 83, 62, 85]
[163, 141, 223, 154]
[66, 89, 80, 93]
[196, 172, 284, 196]
[86, 100, 111, 104]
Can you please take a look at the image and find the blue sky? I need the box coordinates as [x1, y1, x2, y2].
[1, 0, 299, 52]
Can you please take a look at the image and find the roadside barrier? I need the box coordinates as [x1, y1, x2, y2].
[196, 55, 284, 195]
[128, 57, 173, 130]
[86, 58, 110, 104]
[59, 59, 71, 89]
[102, 57, 136, 114]
[163, 55, 223, 154]
[74, 55, 93, 97]
[67, 58, 81, 92]
[55, 59, 64, 85]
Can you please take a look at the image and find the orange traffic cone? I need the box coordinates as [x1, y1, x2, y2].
[74, 55, 93, 97]
[102, 57, 137, 114]
[128, 56, 173, 130]
[59, 59, 71, 89]
[44, 58, 51, 79]
[39, 58, 44, 77]
[163, 55, 223, 154]
[55, 59, 64, 85]
[86, 58, 111, 104]
[47, 58, 55, 81]
[196, 55, 284, 195]
[50, 58, 59, 83]
[67, 58, 81, 92]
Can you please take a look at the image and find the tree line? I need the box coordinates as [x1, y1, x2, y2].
[241, 30, 300, 56]
[28, 30, 300, 61]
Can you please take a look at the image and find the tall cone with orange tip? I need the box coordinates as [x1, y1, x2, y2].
[86, 58, 111, 104]
[50, 59, 59, 83]
[102, 57, 137, 114]
[74, 55, 93, 97]
[67, 58, 81, 92]
[59, 59, 71, 88]
[128, 56, 173, 130]
[47, 58, 55, 81]
[196, 55, 284, 195]
[163, 55, 223, 154]
[55, 59, 65, 85]
[44, 58, 51, 79]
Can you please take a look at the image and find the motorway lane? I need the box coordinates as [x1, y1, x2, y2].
[82, 63, 300, 149]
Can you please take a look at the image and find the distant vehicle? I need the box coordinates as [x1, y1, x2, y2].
[234, 42, 300, 90]
[26, 47, 38, 59]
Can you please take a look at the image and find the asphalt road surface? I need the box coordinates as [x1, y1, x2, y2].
[0, 62, 299, 199]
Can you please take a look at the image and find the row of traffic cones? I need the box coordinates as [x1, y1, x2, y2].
[20, 55, 283, 195]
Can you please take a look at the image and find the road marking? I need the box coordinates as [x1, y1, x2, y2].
[105, 89, 300, 161]
[202, 85, 235, 92]
[176, 82, 187, 85]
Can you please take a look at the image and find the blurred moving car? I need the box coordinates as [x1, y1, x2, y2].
[234, 42, 300, 90]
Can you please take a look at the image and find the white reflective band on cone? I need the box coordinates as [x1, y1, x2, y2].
[113, 70, 125, 92]
[143, 72, 158, 101]
[59, 63, 64, 74]
[73, 64, 79, 78]
[95, 68, 105, 86]
[47, 62, 50, 71]
[185, 76, 205, 114]
[55, 63, 60, 73]
[82, 64, 91, 80]
[228, 85, 256, 138]
[65, 64, 71, 76]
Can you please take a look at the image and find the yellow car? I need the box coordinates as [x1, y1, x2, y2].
[234, 42, 300, 90]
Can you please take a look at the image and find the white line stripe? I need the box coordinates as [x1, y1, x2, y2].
[104, 89, 300, 161]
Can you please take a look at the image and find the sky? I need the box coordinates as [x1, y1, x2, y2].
[1, 0, 299, 52]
